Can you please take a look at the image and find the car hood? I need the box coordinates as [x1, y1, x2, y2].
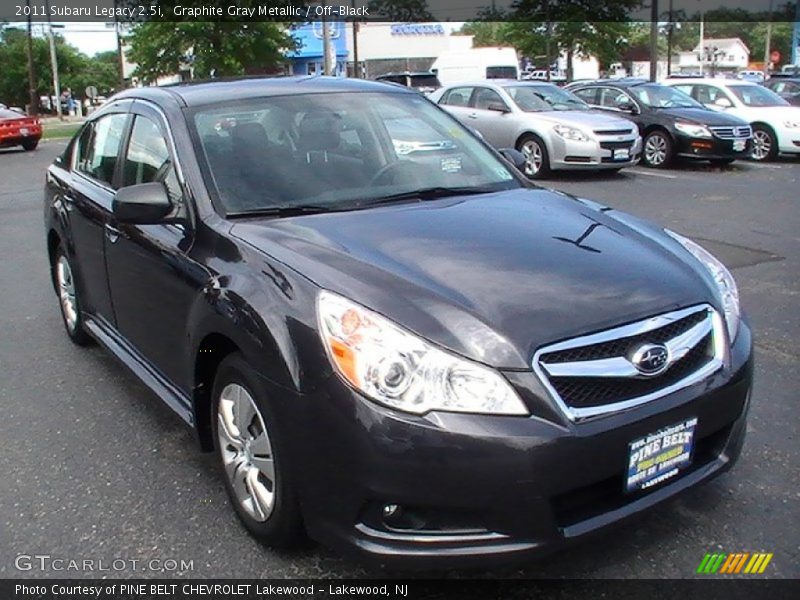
[533, 110, 636, 131]
[231, 189, 719, 369]
[654, 107, 749, 125]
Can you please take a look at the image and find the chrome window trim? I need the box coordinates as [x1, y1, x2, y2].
[532, 304, 728, 422]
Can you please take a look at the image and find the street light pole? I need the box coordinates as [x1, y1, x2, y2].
[25, 0, 38, 116]
[763, 0, 774, 78]
[649, 0, 659, 82]
[45, 0, 63, 120]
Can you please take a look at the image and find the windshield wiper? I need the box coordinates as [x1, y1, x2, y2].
[364, 186, 498, 206]
[227, 205, 333, 218]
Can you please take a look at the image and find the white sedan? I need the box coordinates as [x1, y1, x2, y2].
[665, 78, 800, 161]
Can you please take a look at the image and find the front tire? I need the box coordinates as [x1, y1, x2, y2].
[642, 130, 673, 168]
[53, 246, 92, 346]
[751, 125, 778, 161]
[516, 134, 551, 179]
[212, 353, 304, 548]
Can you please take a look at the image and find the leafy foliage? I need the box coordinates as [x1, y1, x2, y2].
[0, 25, 121, 110]
[367, 0, 434, 21]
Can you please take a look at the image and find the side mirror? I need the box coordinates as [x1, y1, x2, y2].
[113, 182, 173, 224]
[617, 100, 637, 113]
[499, 148, 526, 171]
[487, 102, 510, 113]
[713, 96, 732, 108]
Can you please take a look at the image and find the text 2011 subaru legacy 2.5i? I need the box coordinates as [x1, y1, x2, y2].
[44, 77, 752, 567]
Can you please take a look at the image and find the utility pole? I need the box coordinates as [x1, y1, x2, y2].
[699, 14, 704, 75]
[351, 0, 359, 78]
[115, 0, 125, 89]
[321, 1, 333, 76]
[649, 0, 659, 82]
[763, 0, 774, 78]
[26, 0, 38, 116]
[44, 0, 62, 119]
[666, 0, 674, 75]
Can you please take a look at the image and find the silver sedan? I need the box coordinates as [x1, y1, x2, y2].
[429, 81, 642, 178]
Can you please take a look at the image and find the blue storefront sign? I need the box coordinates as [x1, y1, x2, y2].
[286, 22, 349, 76]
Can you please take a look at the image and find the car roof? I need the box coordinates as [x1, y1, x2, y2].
[570, 78, 652, 88]
[115, 76, 411, 108]
[377, 71, 437, 78]
[665, 78, 757, 86]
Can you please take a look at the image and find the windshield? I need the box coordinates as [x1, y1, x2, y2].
[630, 84, 702, 109]
[192, 92, 520, 215]
[728, 85, 789, 107]
[504, 84, 588, 111]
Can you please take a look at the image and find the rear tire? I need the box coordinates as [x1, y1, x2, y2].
[53, 246, 92, 346]
[642, 130, 673, 168]
[751, 125, 778, 161]
[516, 134, 551, 179]
[22, 139, 38, 151]
[212, 353, 305, 548]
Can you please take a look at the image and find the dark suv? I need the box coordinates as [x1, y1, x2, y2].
[44, 77, 752, 568]
[570, 79, 753, 167]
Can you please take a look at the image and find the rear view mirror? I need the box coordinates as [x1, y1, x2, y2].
[113, 182, 173, 224]
[714, 96, 732, 108]
[487, 102, 510, 113]
[499, 148, 526, 171]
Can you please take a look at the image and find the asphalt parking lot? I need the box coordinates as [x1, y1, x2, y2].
[0, 141, 798, 580]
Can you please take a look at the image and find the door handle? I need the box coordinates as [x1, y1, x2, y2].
[105, 224, 123, 243]
[467, 112, 478, 119]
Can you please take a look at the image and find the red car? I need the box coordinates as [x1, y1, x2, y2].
[0, 108, 42, 151]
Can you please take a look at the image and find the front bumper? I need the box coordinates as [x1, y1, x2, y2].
[674, 133, 751, 160]
[549, 135, 642, 170]
[776, 127, 800, 154]
[275, 320, 752, 568]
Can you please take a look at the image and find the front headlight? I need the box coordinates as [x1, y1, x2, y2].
[317, 291, 528, 416]
[553, 124, 589, 141]
[674, 121, 712, 138]
[664, 230, 740, 341]
[783, 120, 800, 129]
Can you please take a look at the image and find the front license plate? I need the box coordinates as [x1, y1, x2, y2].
[613, 148, 630, 160]
[626, 417, 697, 492]
[733, 140, 746, 151]
[19, 128, 29, 136]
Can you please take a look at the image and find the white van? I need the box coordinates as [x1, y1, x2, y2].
[431, 47, 519, 84]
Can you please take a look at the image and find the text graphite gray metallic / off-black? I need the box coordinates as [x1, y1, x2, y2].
[43, 76, 753, 568]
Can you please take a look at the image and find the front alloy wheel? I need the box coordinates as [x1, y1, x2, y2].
[217, 383, 276, 522]
[643, 131, 672, 168]
[212, 354, 304, 547]
[751, 126, 777, 161]
[517, 135, 550, 179]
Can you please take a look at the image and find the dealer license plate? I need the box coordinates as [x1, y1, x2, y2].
[20, 128, 29, 136]
[626, 417, 697, 493]
[733, 140, 746, 151]
[613, 148, 630, 160]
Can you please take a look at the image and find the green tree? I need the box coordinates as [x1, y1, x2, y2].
[367, 0, 434, 21]
[125, 21, 296, 82]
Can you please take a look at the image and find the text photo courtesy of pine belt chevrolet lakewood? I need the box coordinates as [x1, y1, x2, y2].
[44, 77, 752, 568]
[567, 80, 754, 168]
[429, 80, 642, 179]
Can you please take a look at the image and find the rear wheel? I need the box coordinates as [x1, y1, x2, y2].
[53, 246, 92, 346]
[751, 125, 777, 161]
[516, 134, 550, 179]
[642, 130, 673, 168]
[22, 139, 38, 151]
[212, 353, 304, 548]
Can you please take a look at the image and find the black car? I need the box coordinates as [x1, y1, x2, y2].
[764, 77, 800, 106]
[375, 71, 441, 93]
[570, 80, 753, 167]
[44, 77, 752, 568]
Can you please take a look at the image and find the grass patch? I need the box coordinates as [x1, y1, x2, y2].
[42, 122, 81, 140]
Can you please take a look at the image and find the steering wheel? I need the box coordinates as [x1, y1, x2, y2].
[369, 160, 421, 186]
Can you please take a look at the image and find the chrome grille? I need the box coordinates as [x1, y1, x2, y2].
[533, 305, 726, 421]
[709, 125, 752, 139]
[594, 128, 635, 136]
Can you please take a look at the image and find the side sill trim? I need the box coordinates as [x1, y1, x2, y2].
[84, 316, 194, 426]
